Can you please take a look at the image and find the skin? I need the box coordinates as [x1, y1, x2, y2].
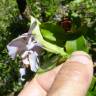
[18, 51, 93, 96]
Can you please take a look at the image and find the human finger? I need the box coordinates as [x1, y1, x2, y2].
[47, 51, 93, 96]
[18, 64, 62, 96]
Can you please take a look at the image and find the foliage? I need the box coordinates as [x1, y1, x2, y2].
[0, 0, 96, 95]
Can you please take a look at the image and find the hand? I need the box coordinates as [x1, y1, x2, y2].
[18, 51, 93, 96]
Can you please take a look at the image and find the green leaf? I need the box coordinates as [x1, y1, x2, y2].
[87, 76, 96, 96]
[41, 29, 56, 42]
[41, 23, 66, 47]
[65, 36, 89, 54]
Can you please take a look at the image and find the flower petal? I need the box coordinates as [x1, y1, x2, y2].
[7, 33, 30, 55]
[26, 37, 35, 50]
[21, 51, 30, 65]
[28, 51, 39, 72]
[19, 68, 26, 81]
[7, 45, 18, 59]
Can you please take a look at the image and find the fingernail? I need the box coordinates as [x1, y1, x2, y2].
[67, 51, 92, 65]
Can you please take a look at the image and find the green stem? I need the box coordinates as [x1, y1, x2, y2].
[30, 16, 68, 58]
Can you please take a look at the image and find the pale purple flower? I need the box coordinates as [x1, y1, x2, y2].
[7, 32, 42, 73]
[7, 16, 44, 81]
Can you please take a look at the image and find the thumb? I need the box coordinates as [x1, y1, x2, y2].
[47, 51, 93, 96]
